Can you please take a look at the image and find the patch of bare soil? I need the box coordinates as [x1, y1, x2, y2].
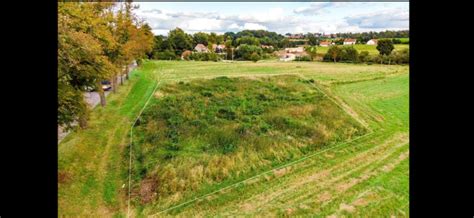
[154, 91, 165, 98]
[140, 177, 158, 204]
[339, 203, 355, 213]
[352, 198, 369, 207]
[58, 171, 72, 184]
[318, 191, 332, 202]
[273, 166, 292, 178]
[241, 203, 255, 211]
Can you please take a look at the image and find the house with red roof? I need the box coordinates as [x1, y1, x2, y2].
[366, 39, 378, 45]
[343, 38, 357, 45]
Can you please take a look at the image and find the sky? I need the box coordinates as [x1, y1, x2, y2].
[134, 2, 409, 36]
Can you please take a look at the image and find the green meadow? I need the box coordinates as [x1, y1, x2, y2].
[59, 60, 409, 217]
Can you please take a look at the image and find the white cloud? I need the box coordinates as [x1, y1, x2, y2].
[293, 3, 332, 15]
[345, 9, 409, 29]
[243, 23, 267, 30]
[136, 3, 409, 35]
[186, 18, 223, 31]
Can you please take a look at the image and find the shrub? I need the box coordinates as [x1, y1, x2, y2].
[305, 46, 318, 61]
[294, 55, 311, 61]
[392, 38, 402, 44]
[390, 48, 409, 64]
[217, 108, 237, 120]
[153, 50, 178, 60]
[235, 44, 263, 60]
[209, 129, 239, 154]
[340, 46, 359, 63]
[372, 55, 383, 64]
[324, 45, 342, 63]
[359, 51, 370, 63]
[250, 52, 261, 62]
[188, 52, 222, 62]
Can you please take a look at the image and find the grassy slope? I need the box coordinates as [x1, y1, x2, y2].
[58, 60, 408, 217]
[58, 62, 162, 216]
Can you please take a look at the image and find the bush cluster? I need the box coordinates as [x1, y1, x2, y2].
[188, 52, 223, 61]
[323, 45, 409, 65]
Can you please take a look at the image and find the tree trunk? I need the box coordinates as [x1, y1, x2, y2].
[125, 65, 130, 80]
[120, 73, 124, 85]
[97, 81, 106, 107]
[78, 113, 88, 129]
[111, 74, 117, 93]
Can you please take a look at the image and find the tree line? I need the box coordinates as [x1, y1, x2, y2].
[150, 29, 409, 61]
[305, 30, 409, 45]
[149, 29, 287, 61]
[319, 39, 409, 64]
[58, 2, 154, 130]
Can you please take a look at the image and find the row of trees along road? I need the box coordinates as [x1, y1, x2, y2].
[58, 2, 154, 130]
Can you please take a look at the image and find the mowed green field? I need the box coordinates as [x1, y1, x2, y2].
[58, 60, 409, 217]
[317, 44, 409, 55]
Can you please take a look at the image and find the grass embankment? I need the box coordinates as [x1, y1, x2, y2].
[58, 61, 162, 217]
[131, 75, 367, 210]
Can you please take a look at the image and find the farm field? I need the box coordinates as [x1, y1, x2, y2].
[317, 44, 409, 55]
[58, 60, 409, 217]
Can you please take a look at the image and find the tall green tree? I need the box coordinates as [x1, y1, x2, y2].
[307, 33, 318, 46]
[236, 36, 260, 46]
[327, 45, 341, 63]
[193, 32, 209, 46]
[305, 46, 318, 61]
[168, 28, 193, 55]
[376, 39, 395, 56]
[58, 1, 154, 129]
[225, 40, 234, 60]
[58, 2, 116, 128]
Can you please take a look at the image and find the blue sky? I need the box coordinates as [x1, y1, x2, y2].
[134, 2, 409, 36]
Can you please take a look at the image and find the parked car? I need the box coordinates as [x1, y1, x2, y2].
[101, 81, 112, 91]
[84, 81, 112, 92]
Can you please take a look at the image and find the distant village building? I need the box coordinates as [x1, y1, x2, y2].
[366, 39, 378, 45]
[194, 44, 209, 53]
[181, 50, 192, 60]
[343, 38, 357, 45]
[261, 45, 274, 49]
[285, 47, 304, 53]
[211, 44, 226, 53]
[319, 41, 332, 47]
[286, 33, 304, 39]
